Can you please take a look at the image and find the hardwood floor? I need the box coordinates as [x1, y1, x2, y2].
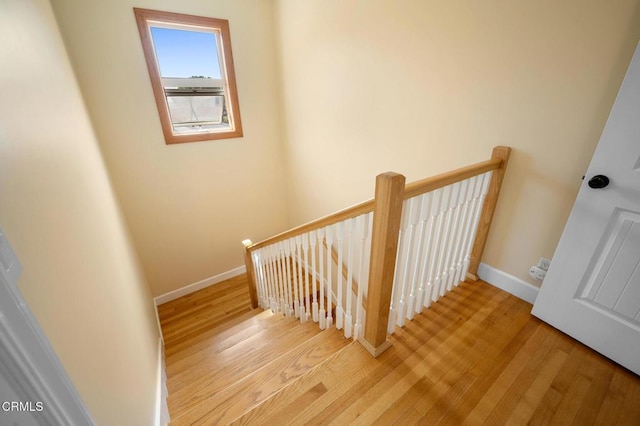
[159, 275, 640, 425]
[158, 274, 254, 353]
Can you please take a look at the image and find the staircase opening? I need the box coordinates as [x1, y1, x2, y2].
[243, 146, 511, 357]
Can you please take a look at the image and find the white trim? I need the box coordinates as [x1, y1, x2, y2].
[0, 228, 23, 287]
[154, 265, 246, 305]
[0, 225, 94, 424]
[478, 263, 539, 304]
[154, 338, 169, 426]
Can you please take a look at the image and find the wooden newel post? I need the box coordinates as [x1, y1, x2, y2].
[242, 239, 259, 309]
[360, 172, 406, 357]
[466, 146, 512, 281]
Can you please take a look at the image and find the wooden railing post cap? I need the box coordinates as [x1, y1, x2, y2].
[492, 146, 512, 160]
[242, 239, 253, 248]
[376, 172, 405, 181]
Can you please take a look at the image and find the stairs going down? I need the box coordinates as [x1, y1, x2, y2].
[158, 274, 352, 425]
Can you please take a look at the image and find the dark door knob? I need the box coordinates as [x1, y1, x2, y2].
[588, 175, 610, 189]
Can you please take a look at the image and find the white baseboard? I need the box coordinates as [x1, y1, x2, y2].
[478, 263, 539, 305]
[154, 338, 169, 426]
[154, 265, 246, 306]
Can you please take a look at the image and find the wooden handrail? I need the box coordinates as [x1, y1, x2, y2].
[403, 158, 502, 200]
[247, 157, 503, 253]
[247, 199, 374, 251]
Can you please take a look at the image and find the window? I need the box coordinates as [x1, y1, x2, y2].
[134, 8, 243, 144]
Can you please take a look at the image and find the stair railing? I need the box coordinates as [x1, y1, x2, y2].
[243, 203, 374, 339]
[243, 146, 510, 357]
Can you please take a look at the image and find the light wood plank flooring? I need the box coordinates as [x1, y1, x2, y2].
[159, 275, 640, 425]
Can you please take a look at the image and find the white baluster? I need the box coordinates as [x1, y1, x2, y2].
[462, 172, 492, 278]
[272, 245, 282, 313]
[282, 241, 292, 315]
[260, 248, 269, 309]
[295, 235, 306, 321]
[452, 179, 473, 288]
[405, 196, 422, 321]
[388, 200, 409, 333]
[335, 221, 344, 330]
[442, 182, 462, 293]
[261, 248, 270, 311]
[318, 228, 326, 330]
[426, 189, 445, 305]
[276, 242, 286, 313]
[459, 177, 482, 284]
[354, 214, 369, 340]
[283, 240, 293, 317]
[302, 233, 311, 322]
[397, 199, 413, 326]
[290, 238, 300, 318]
[266, 249, 274, 309]
[326, 226, 334, 328]
[260, 249, 269, 309]
[273, 244, 281, 313]
[325, 225, 334, 328]
[344, 218, 355, 338]
[435, 184, 455, 299]
[452, 177, 476, 286]
[310, 231, 319, 322]
[256, 254, 266, 309]
[415, 192, 433, 314]
[268, 245, 278, 313]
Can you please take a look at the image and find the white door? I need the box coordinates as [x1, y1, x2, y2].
[532, 42, 640, 376]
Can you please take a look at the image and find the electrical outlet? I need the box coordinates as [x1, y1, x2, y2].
[529, 266, 546, 281]
[538, 257, 551, 271]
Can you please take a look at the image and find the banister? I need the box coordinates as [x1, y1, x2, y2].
[242, 145, 511, 358]
[247, 199, 375, 251]
[247, 157, 503, 253]
[403, 158, 502, 200]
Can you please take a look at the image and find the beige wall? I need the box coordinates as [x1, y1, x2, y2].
[41, 0, 640, 298]
[0, 0, 160, 424]
[275, 0, 640, 287]
[50, 0, 289, 297]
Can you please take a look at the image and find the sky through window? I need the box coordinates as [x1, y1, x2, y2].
[150, 27, 222, 79]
